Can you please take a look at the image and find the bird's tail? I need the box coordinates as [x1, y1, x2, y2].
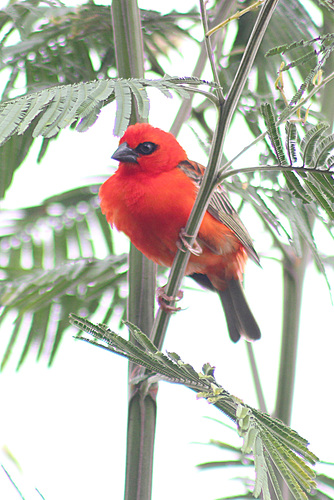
[218, 278, 261, 343]
[190, 273, 261, 343]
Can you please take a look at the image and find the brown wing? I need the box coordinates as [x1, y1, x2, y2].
[178, 160, 260, 265]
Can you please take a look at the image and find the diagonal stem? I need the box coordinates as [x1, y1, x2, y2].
[150, 0, 281, 349]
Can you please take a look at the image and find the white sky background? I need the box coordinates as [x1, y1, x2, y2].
[0, 0, 334, 499]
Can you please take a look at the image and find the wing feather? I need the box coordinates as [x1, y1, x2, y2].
[178, 160, 260, 265]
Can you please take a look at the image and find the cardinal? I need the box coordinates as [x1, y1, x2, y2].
[99, 122, 261, 342]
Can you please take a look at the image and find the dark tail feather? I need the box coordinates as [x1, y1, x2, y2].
[218, 279, 261, 342]
[190, 274, 261, 343]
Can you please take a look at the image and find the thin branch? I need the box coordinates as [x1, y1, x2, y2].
[170, 44, 212, 136]
[245, 343, 267, 412]
[206, 0, 265, 37]
[150, 105, 225, 350]
[217, 164, 334, 184]
[199, 0, 224, 103]
[0, 465, 25, 500]
[177, 85, 220, 106]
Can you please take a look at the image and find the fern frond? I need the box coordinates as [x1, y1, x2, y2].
[317, 0, 334, 11]
[0, 256, 127, 369]
[310, 171, 334, 199]
[289, 68, 317, 106]
[70, 316, 320, 500]
[265, 39, 309, 57]
[0, 185, 127, 368]
[0, 76, 217, 147]
[283, 50, 317, 71]
[0, 76, 218, 199]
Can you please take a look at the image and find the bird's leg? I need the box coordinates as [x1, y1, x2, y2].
[177, 227, 202, 256]
[157, 286, 184, 312]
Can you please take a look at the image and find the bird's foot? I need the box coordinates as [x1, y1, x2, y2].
[157, 286, 184, 312]
[177, 228, 202, 256]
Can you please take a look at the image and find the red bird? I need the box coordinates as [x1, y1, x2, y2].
[99, 123, 261, 342]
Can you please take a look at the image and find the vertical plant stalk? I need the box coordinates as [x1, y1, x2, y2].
[274, 15, 334, 498]
[275, 11, 334, 428]
[274, 249, 308, 424]
[274, 245, 310, 500]
[111, 2, 157, 500]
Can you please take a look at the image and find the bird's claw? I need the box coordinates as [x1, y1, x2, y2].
[177, 228, 202, 256]
[157, 286, 184, 312]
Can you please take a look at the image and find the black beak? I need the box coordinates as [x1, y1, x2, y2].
[111, 142, 139, 163]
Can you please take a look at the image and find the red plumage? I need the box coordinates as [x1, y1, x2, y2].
[99, 123, 261, 342]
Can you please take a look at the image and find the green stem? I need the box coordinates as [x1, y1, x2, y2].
[128, 246, 156, 336]
[273, 244, 310, 500]
[274, 246, 310, 424]
[124, 384, 157, 500]
[111, 0, 145, 79]
[245, 343, 267, 412]
[111, 2, 156, 500]
[150, 107, 225, 350]
[217, 164, 334, 185]
[275, 9, 334, 427]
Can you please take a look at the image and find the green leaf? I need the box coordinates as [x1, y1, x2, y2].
[301, 123, 329, 167]
[128, 79, 150, 119]
[260, 103, 287, 165]
[285, 121, 298, 164]
[309, 171, 334, 200]
[113, 80, 132, 136]
[283, 171, 313, 203]
[265, 39, 310, 57]
[124, 320, 158, 354]
[304, 178, 334, 220]
[0, 126, 35, 199]
[314, 134, 334, 169]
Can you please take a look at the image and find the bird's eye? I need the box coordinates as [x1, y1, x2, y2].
[135, 142, 158, 156]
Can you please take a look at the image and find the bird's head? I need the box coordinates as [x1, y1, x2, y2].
[111, 123, 187, 174]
